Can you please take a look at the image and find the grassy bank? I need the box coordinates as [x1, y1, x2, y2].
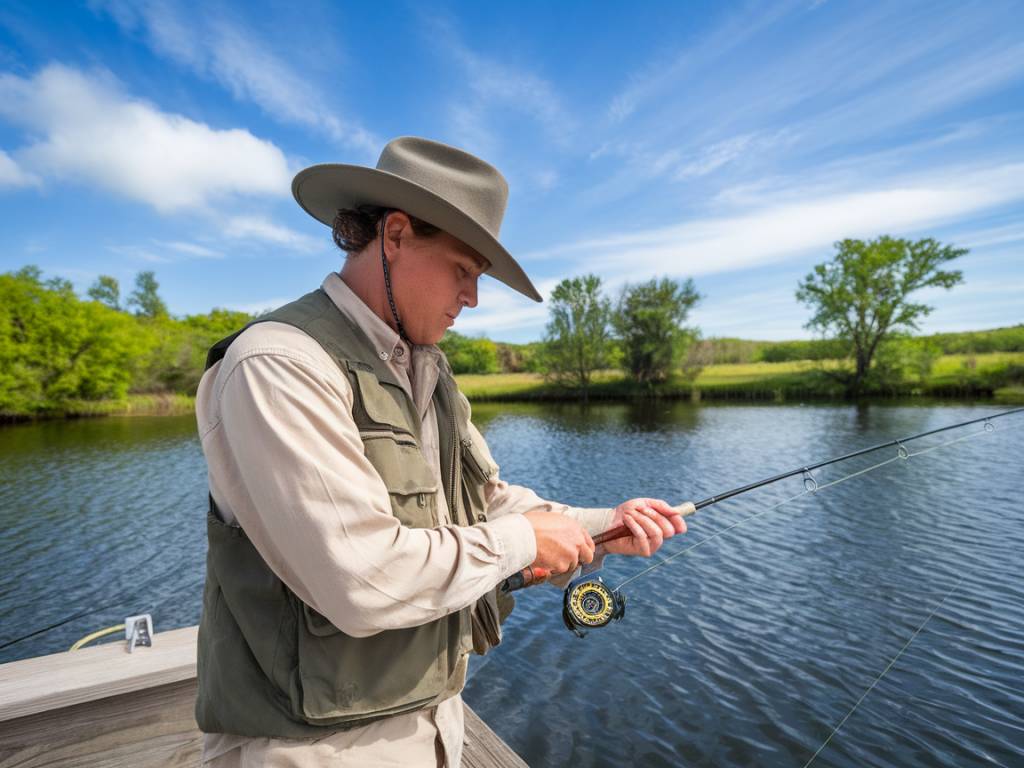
[4, 353, 1020, 423]
[457, 353, 1024, 402]
[1, 393, 196, 422]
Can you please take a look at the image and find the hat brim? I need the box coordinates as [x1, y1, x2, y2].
[292, 164, 542, 302]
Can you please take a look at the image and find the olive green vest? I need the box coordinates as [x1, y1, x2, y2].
[195, 289, 512, 738]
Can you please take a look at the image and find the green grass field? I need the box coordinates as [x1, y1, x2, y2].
[456, 353, 1024, 401]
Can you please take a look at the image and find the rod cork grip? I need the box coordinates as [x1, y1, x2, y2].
[674, 501, 697, 517]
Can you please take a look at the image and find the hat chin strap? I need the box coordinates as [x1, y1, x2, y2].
[380, 212, 412, 344]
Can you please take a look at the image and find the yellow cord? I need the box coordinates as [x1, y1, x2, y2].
[69, 623, 125, 651]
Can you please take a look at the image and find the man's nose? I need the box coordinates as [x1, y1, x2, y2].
[462, 278, 479, 309]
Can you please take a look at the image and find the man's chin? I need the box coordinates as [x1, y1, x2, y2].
[411, 328, 446, 346]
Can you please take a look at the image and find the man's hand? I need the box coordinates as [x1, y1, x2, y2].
[602, 498, 686, 557]
[524, 510, 595, 574]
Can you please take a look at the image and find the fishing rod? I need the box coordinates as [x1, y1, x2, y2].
[501, 406, 1024, 637]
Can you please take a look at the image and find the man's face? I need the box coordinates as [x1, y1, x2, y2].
[388, 218, 488, 345]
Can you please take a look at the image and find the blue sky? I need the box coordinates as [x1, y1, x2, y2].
[0, 0, 1021, 342]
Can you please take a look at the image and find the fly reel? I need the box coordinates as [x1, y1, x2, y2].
[562, 576, 626, 638]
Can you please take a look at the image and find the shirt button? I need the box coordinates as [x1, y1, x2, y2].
[394, 346, 405, 358]
[378, 351, 390, 361]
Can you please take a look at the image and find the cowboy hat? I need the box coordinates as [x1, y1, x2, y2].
[292, 136, 542, 302]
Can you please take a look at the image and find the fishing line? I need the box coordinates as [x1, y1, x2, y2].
[801, 575, 965, 768]
[614, 424, 994, 592]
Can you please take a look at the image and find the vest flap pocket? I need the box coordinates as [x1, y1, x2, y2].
[350, 367, 409, 431]
[461, 436, 497, 483]
[363, 437, 437, 495]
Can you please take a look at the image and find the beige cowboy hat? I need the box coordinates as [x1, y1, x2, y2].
[292, 136, 542, 302]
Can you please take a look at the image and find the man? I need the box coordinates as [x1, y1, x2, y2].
[194, 137, 686, 767]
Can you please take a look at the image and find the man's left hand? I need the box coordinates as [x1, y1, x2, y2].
[602, 498, 686, 558]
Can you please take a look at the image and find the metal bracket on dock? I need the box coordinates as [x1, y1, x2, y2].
[124, 614, 153, 653]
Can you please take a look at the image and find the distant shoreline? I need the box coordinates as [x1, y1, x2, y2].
[3, 354, 1022, 424]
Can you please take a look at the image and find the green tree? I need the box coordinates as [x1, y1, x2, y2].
[0, 267, 146, 413]
[541, 274, 612, 395]
[870, 334, 942, 392]
[128, 271, 168, 318]
[796, 236, 966, 395]
[439, 331, 499, 374]
[613, 277, 701, 384]
[88, 275, 122, 310]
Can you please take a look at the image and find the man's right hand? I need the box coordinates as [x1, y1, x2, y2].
[523, 510, 595, 575]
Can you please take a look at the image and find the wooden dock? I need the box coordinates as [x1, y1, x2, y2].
[0, 625, 528, 767]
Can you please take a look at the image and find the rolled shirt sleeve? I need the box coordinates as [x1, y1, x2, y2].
[201, 335, 536, 639]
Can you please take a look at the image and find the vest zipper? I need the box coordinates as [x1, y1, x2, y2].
[440, 372, 461, 525]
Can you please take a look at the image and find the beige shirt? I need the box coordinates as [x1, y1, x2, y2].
[196, 273, 614, 767]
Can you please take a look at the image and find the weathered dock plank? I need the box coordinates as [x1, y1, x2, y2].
[0, 626, 528, 767]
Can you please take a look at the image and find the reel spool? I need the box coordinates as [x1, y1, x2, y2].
[562, 576, 626, 638]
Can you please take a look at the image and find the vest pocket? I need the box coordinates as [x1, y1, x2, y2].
[360, 433, 438, 528]
[296, 602, 448, 724]
[459, 437, 494, 524]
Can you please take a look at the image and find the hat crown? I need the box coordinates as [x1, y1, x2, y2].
[377, 137, 508, 237]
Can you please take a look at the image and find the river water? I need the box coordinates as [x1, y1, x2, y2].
[1, 402, 1021, 766]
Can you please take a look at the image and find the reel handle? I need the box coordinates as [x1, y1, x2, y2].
[502, 502, 695, 592]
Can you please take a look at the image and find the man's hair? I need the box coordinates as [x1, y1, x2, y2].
[332, 205, 442, 257]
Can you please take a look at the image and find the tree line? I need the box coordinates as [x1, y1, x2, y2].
[536, 234, 982, 396]
[0, 267, 248, 415]
[0, 233, 1009, 415]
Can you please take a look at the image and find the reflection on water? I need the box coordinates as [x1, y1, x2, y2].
[1, 403, 1022, 767]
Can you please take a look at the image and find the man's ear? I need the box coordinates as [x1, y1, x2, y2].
[382, 211, 412, 262]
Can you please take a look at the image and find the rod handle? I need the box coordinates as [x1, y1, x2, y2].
[502, 502, 696, 593]
[590, 501, 696, 545]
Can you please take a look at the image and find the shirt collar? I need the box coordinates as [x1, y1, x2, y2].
[320, 272, 424, 366]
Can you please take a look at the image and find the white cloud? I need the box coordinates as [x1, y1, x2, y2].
[0, 149, 38, 187]
[952, 222, 1024, 250]
[0, 64, 292, 212]
[452, 276, 558, 336]
[96, 0, 379, 155]
[224, 215, 325, 253]
[691, 287, 810, 340]
[529, 162, 1024, 281]
[158, 240, 223, 259]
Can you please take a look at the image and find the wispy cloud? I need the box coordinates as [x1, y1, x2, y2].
[691, 286, 809, 340]
[223, 214, 325, 253]
[526, 161, 1024, 280]
[606, 1, 803, 123]
[591, 2, 1024, 210]
[0, 148, 38, 188]
[157, 240, 223, 259]
[453, 277, 559, 335]
[423, 17, 576, 157]
[0, 64, 291, 212]
[95, 0, 380, 156]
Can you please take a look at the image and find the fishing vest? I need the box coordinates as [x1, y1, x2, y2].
[194, 288, 513, 739]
